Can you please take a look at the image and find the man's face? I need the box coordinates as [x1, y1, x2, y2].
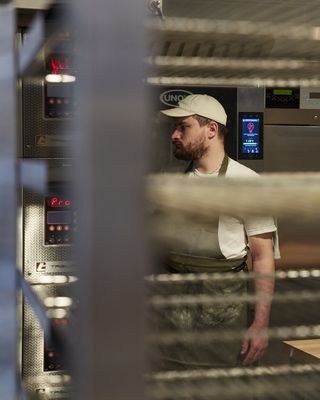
[171, 116, 209, 161]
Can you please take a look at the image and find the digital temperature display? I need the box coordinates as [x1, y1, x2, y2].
[48, 197, 72, 208]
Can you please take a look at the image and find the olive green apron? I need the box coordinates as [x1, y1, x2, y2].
[149, 155, 249, 371]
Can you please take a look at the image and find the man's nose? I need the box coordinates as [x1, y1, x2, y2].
[171, 129, 181, 140]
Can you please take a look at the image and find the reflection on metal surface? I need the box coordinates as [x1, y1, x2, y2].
[45, 73, 76, 83]
[149, 362, 320, 380]
[146, 268, 320, 284]
[45, 374, 71, 384]
[149, 290, 320, 307]
[46, 308, 69, 318]
[147, 76, 320, 88]
[147, 56, 311, 71]
[147, 363, 320, 399]
[146, 324, 320, 345]
[44, 296, 73, 308]
[146, 17, 320, 41]
[147, 56, 320, 87]
[38, 275, 78, 284]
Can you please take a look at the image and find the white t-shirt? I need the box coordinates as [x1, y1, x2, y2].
[187, 158, 280, 260]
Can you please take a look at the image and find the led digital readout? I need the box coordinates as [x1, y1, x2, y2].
[46, 54, 72, 74]
[49, 197, 72, 207]
[241, 118, 260, 154]
[273, 89, 293, 96]
[47, 211, 71, 225]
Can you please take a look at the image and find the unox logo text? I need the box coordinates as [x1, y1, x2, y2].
[160, 89, 193, 107]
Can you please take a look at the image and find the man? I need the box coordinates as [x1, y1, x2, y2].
[156, 94, 278, 369]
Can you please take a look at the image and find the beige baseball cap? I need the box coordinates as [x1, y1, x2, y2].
[161, 94, 227, 126]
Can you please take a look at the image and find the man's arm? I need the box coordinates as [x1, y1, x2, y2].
[241, 232, 275, 366]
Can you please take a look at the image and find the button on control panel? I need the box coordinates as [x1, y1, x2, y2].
[45, 195, 76, 246]
[45, 84, 76, 118]
[44, 318, 69, 371]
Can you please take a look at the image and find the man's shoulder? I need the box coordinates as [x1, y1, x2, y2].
[226, 158, 259, 177]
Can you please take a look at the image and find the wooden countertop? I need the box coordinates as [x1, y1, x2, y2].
[283, 339, 320, 363]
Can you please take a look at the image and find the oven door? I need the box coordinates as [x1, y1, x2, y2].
[264, 124, 320, 172]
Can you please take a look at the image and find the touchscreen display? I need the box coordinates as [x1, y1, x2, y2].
[241, 117, 261, 155]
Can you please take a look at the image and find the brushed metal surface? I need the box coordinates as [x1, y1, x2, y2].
[265, 108, 320, 126]
[264, 125, 320, 172]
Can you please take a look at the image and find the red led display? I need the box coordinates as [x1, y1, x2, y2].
[49, 197, 72, 208]
[45, 193, 75, 245]
[49, 55, 71, 75]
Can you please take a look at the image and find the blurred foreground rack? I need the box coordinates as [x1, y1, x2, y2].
[146, 0, 320, 87]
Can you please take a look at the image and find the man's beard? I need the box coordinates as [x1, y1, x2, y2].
[173, 136, 209, 161]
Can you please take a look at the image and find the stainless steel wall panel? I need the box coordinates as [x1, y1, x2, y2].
[265, 108, 320, 126]
[22, 158, 75, 396]
[264, 125, 320, 172]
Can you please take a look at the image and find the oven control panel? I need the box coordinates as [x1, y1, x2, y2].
[265, 88, 300, 108]
[44, 318, 69, 371]
[45, 195, 76, 246]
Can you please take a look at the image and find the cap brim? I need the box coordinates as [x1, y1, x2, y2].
[160, 107, 194, 118]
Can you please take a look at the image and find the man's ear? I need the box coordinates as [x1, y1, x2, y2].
[207, 121, 218, 139]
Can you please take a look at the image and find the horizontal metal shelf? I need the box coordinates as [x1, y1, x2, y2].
[146, 13, 320, 87]
[146, 56, 320, 87]
[162, 0, 320, 25]
[147, 76, 320, 89]
[146, 17, 320, 42]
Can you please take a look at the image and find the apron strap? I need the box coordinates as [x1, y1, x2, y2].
[184, 161, 193, 174]
[184, 154, 229, 176]
[218, 153, 229, 177]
